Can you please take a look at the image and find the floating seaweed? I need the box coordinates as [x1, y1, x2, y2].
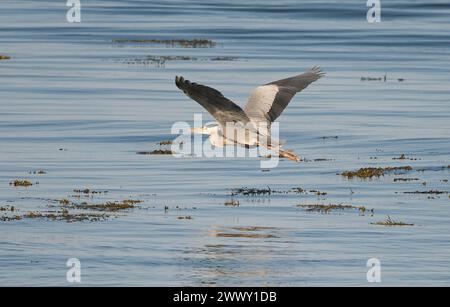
[309, 190, 327, 196]
[341, 166, 413, 179]
[210, 56, 238, 61]
[69, 199, 142, 212]
[403, 190, 448, 195]
[393, 154, 418, 161]
[117, 55, 238, 67]
[0, 215, 22, 222]
[23, 210, 108, 223]
[137, 149, 174, 155]
[177, 216, 193, 220]
[29, 170, 46, 175]
[394, 178, 420, 182]
[297, 203, 372, 215]
[224, 199, 239, 207]
[0, 205, 16, 212]
[230, 186, 327, 197]
[112, 38, 216, 48]
[73, 189, 108, 195]
[0, 55, 11, 60]
[361, 74, 386, 82]
[371, 216, 414, 226]
[10, 180, 33, 187]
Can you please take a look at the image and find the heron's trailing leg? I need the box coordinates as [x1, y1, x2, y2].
[266, 145, 300, 163]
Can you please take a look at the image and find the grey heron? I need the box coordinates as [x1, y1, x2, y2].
[175, 66, 324, 162]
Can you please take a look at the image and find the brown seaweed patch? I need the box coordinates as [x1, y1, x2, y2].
[112, 38, 216, 48]
[371, 216, 414, 227]
[120, 55, 197, 66]
[0, 55, 11, 60]
[72, 199, 142, 212]
[73, 189, 108, 195]
[416, 165, 450, 172]
[297, 203, 373, 215]
[1, 215, 22, 221]
[10, 180, 33, 187]
[29, 170, 46, 175]
[231, 187, 277, 196]
[341, 166, 413, 179]
[23, 210, 108, 222]
[118, 55, 238, 67]
[320, 136, 338, 140]
[394, 178, 420, 182]
[59, 199, 71, 205]
[210, 56, 238, 61]
[0, 205, 16, 212]
[137, 149, 173, 155]
[224, 199, 240, 206]
[230, 186, 327, 196]
[309, 190, 327, 196]
[403, 190, 448, 195]
[393, 154, 419, 161]
[361, 75, 386, 82]
[177, 215, 193, 220]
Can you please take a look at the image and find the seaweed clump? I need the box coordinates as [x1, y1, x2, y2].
[112, 38, 216, 48]
[371, 216, 414, 226]
[403, 190, 448, 195]
[177, 216, 193, 220]
[137, 149, 173, 155]
[224, 199, 240, 207]
[341, 166, 413, 179]
[23, 210, 108, 223]
[71, 199, 142, 212]
[73, 189, 108, 195]
[394, 178, 419, 182]
[1, 215, 22, 221]
[29, 170, 46, 175]
[10, 180, 33, 187]
[297, 203, 373, 215]
[0, 55, 11, 60]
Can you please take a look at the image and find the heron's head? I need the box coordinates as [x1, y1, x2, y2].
[190, 123, 219, 136]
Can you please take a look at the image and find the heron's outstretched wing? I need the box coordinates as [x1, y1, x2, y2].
[175, 76, 250, 127]
[244, 66, 324, 124]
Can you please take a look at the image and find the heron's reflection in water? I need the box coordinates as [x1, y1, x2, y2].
[180, 225, 301, 286]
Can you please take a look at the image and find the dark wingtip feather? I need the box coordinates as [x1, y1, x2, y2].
[175, 76, 184, 89]
[310, 66, 326, 79]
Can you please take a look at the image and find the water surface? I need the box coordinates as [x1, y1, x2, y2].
[1, 0, 450, 286]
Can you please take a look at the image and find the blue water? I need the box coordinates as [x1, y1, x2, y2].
[0, 0, 449, 286]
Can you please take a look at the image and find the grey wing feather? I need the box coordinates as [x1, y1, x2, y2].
[175, 76, 250, 127]
[244, 66, 324, 123]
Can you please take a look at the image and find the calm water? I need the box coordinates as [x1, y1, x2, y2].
[1, 0, 450, 286]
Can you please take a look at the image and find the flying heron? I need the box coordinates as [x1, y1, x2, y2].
[175, 66, 324, 162]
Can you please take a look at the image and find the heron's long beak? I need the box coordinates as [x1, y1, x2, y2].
[190, 127, 205, 134]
